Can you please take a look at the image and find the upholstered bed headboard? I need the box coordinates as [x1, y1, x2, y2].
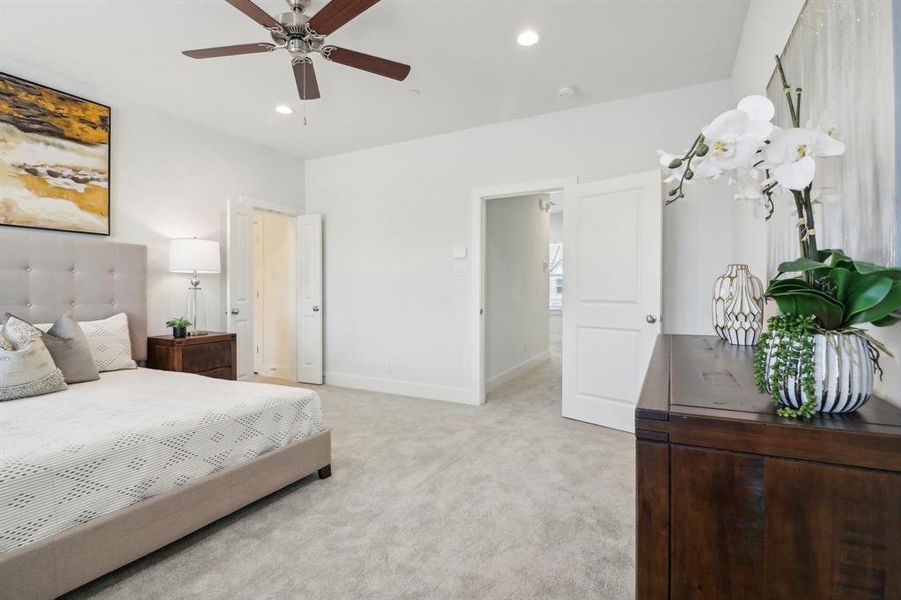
[0, 230, 148, 362]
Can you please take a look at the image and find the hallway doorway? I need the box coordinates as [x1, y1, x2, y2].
[483, 192, 559, 399]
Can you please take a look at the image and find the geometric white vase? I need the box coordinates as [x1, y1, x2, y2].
[712, 264, 764, 346]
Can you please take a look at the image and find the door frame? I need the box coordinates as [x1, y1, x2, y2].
[470, 177, 578, 406]
[228, 196, 304, 380]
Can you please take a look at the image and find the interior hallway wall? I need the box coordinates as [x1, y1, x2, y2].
[486, 195, 549, 390]
[306, 79, 738, 403]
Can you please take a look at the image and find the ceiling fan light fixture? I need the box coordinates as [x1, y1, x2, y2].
[516, 29, 540, 47]
[275, 104, 294, 114]
[182, 0, 412, 100]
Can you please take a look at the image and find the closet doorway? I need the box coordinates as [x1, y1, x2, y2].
[252, 210, 297, 380]
[226, 197, 323, 385]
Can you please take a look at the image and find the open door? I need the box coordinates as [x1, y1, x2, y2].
[227, 199, 255, 380]
[297, 214, 323, 384]
[562, 170, 662, 432]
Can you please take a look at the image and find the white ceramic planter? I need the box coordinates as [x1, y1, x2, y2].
[763, 331, 875, 413]
[712, 264, 764, 346]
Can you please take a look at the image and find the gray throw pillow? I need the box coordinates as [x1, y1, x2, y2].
[3, 313, 100, 384]
[0, 317, 67, 401]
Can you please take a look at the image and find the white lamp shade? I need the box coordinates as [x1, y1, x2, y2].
[169, 238, 221, 274]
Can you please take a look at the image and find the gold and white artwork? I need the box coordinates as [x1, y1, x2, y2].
[0, 73, 110, 235]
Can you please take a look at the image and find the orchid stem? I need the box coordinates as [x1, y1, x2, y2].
[802, 185, 817, 259]
[775, 55, 799, 127]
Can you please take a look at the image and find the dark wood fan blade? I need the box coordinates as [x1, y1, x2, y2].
[293, 58, 321, 100]
[322, 46, 410, 81]
[307, 0, 380, 36]
[182, 43, 276, 59]
[225, 0, 286, 33]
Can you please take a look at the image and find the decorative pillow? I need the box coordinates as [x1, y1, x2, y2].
[45, 314, 101, 383]
[0, 317, 68, 401]
[3, 313, 100, 384]
[36, 313, 136, 373]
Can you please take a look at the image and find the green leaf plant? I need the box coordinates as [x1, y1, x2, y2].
[165, 317, 192, 329]
[754, 249, 899, 418]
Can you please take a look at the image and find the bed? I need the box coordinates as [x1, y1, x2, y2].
[0, 231, 331, 600]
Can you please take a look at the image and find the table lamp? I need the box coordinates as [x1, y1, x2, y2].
[169, 238, 221, 335]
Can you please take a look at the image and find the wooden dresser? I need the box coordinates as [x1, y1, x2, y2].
[636, 334, 901, 600]
[146, 332, 237, 380]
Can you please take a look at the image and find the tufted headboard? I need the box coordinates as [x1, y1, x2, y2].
[0, 230, 148, 362]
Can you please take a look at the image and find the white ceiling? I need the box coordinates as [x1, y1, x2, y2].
[0, 0, 749, 159]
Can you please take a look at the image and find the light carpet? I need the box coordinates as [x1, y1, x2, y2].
[66, 354, 636, 599]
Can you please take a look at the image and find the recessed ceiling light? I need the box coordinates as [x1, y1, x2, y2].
[275, 104, 294, 115]
[517, 30, 540, 47]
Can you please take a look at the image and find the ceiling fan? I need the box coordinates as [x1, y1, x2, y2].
[182, 0, 411, 101]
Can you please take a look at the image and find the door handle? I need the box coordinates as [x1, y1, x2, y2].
[230, 308, 240, 315]
[312, 306, 320, 312]
[645, 314, 657, 324]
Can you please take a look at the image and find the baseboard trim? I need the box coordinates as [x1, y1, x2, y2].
[486, 351, 550, 393]
[324, 372, 475, 405]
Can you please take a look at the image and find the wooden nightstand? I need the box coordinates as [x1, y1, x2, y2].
[146, 333, 237, 380]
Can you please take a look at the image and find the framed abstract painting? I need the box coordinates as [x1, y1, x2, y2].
[0, 72, 111, 235]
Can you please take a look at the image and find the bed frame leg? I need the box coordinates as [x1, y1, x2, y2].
[317, 464, 332, 479]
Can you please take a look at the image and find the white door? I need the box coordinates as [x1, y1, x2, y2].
[227, 199, 254, 380]
[562, 170, 662, 432]
[297, 214, 323, 384]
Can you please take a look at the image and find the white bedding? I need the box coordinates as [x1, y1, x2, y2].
[0, 368, 325, 553]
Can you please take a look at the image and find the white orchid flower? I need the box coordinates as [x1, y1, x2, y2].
[737, 95, 776, 137]
[700, 95, 774, 171]
[765, 127, 846, 190]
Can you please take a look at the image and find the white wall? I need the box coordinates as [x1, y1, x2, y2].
[0, 57, 305, 337]
[731, 0, 805, 99]
[663, 179, 748, 335]
[257, 211, 298, 380]
[306, 79, 736, 402]
[728, 0, 806, 288]
[486, 195, 549, 389]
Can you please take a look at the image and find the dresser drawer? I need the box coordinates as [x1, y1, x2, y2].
[182, 341, 232, 373]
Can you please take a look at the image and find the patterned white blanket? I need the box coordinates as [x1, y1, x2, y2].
[0, 368, 325, 553]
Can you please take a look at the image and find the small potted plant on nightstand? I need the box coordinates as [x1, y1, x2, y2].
[166, 318, 191, 339]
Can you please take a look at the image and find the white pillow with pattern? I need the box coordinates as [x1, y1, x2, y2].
[0, 317, 67, 401]
[38, 313, 136, 373]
